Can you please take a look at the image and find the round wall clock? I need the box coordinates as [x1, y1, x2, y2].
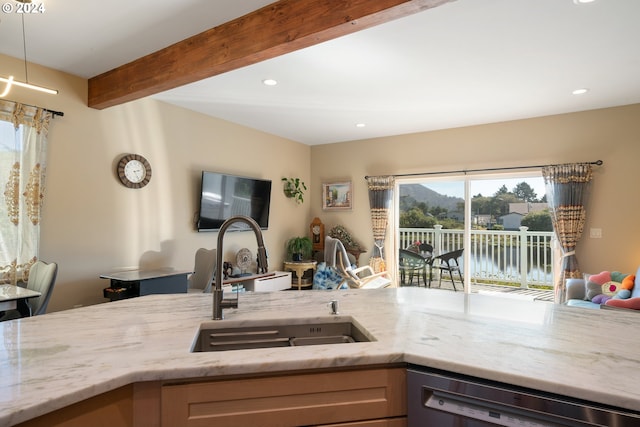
[116, 154, 152, 189]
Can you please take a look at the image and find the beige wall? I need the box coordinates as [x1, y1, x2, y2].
[1, 54, 311, 311]
[3, 52, 640, 311]
[311, 104, 640, 276]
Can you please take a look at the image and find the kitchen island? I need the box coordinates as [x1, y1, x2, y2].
[1, 287, 639, 425]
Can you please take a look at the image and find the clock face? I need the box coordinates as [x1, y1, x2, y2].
[117, 154, 152, 188]
[310, 219, 324, 249]
[124, 160, 146, 183]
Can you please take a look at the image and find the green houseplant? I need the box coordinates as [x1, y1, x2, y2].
[286, 236, 313, 261]
[282, 177, 307, 204]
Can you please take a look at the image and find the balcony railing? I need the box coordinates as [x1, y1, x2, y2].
[399, 225, 555, 288]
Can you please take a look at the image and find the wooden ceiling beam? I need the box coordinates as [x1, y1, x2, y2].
[88, 0, 451, 110]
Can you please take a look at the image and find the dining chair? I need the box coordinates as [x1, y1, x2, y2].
[0, 260, 58, 320]
[25, 260, 58, 315]
[188, 248, 216, 293]
[429, 248, 463, 291]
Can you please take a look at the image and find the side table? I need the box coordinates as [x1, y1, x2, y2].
[346, 248, 366, 266]
[100, 268, 190, 301]
[283, 260, 317, 290]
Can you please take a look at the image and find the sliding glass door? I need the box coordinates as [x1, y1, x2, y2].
[396, 173, 552, 293]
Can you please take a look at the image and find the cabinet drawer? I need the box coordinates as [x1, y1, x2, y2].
[251, 271, 292, 292]
[161, 368, 406, 427]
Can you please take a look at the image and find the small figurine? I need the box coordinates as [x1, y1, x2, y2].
[223, 261, 233, 279]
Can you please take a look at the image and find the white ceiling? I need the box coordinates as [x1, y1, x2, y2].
[1, 0, 639, 145]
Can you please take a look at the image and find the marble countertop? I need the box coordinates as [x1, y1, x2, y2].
[1, 288, 639, 425]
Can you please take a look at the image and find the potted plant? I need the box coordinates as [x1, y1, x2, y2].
[282, 177, 307, 204]
[286, 236, 313, 261]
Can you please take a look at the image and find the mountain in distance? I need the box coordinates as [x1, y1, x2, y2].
[400, 184, 463, 211]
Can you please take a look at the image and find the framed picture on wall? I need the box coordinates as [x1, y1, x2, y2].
[322, 181, 353, 211]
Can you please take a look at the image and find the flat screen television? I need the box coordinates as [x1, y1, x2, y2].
[197, 171, 272, 232]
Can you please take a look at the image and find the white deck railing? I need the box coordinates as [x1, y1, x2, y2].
[399, 226, 555, 288]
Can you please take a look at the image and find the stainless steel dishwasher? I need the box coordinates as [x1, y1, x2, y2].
[408, 365, 640, 426]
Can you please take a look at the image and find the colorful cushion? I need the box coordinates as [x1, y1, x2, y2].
[605, 297, 640, 310]
[592, 294, 611, 304]
[621, 275, 635, 291]
[585, 271, 634, 301]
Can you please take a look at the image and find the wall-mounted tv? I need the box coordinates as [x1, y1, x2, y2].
[197, 171, 272, 232]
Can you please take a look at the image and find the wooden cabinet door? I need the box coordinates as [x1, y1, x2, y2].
[161, 368, 406, 427]
[15, 385, 134, 427]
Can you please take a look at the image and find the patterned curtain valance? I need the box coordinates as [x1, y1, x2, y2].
[0, 100, 52, 134]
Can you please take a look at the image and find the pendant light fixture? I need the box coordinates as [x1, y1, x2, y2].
[0, 0, 58, 97]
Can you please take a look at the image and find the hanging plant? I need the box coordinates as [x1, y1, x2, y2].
[282, 177, 307, 204]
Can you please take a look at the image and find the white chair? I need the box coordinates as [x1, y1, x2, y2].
[188, 248, 216, 293]
[324, 236, 391, 289]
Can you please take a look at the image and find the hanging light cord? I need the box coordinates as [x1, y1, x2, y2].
[21, 14, 29, 83]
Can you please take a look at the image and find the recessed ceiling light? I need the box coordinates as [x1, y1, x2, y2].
[262, 79, 277, 86]
[573, 0, 596, 4]
[356, 123, 366, 128]
[572, 88, 589, 95]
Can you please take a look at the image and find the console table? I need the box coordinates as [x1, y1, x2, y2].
[100, 268, 190, 301]
[283, 260, 317, 290]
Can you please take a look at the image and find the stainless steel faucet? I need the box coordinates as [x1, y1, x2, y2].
[213, 215, 269, 320]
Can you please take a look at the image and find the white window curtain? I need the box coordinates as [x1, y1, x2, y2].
[0, 100, 53, 285]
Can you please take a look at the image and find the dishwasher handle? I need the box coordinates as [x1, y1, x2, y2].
[424, 389, 598, 427]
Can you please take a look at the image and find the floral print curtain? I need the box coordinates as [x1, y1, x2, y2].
[0, 100, 52, 285]
[366, 176, 395, 273]
[542, 162, 593, 303]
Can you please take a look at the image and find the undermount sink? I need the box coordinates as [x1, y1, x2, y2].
[191, 316, 374, 352]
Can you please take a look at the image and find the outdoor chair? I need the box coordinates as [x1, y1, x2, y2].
[399, 249, 428, 286]
[429, 248, 463, 291]
[418, 243, 433, 258]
